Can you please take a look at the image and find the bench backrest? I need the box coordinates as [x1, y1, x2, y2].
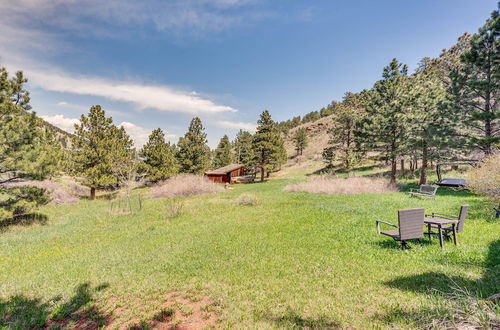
[398, 208, 424, 240]
[419, 185, 437, 195]
[457, 205, 469, 232]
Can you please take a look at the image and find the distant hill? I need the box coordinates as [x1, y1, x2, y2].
[41, 119, 73, 149]
[278, 114, 334, 176]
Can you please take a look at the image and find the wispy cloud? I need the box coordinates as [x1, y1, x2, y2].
[217, 120, 256, 132]
[21, 66, 237, 115]
[0, 0, 264, 38]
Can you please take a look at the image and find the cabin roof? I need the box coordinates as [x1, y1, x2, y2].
[205, 164, 244, 175]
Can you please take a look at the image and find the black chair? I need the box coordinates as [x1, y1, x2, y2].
[376, 208, 425, 249]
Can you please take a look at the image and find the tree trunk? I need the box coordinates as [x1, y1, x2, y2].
[90, 187, 96, 200]
[419, 140, 428, 185]
[260, 167, 265, 182]
[400, 159, 405, 176]
[390, 156, 397, 184]
[484, 92, 492, 155]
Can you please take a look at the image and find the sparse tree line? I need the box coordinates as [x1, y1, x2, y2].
[319, 10, 498, 184]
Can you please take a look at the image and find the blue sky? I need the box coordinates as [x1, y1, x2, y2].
[0, 0, 497, 147]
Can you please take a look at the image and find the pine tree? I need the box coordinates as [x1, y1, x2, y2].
[293, 127, 308, 156]
[140, 128, 178, 182]
[176, 117, 211, 174]
[322, 146, 336, 168]
[213, 135, 233, 168]
[252, 110, 287, 181]
[356, 59, 410, 184]
[325, 92, 364, 169]
[0, 67, 60, 219]
[407, 66, 451, 184]
[450, 9, 499, 155]
[72, 105, 133, 199]
[233, 130, 254, 171]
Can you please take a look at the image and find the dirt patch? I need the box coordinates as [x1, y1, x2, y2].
[116, 291, 222, 330]
[46, 306, 112, 329]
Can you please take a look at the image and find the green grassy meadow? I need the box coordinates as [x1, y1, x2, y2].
[0, 169, 499, 328]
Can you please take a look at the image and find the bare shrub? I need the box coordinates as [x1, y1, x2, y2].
[2, 179, 87, 204]
[427, 286, 500, 329]
[235, 193, 259, 206]
[65, 181, 89, 198]
[467, 154, 500, 204]
[283, 176, 399, 194]
[151, 174, 223, 199]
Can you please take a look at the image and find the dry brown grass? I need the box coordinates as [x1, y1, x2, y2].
[3, 179, 88, 204]
[151, 174, 223, 199]
[283, 176, 399, 194]
[235, 193, 259, 206]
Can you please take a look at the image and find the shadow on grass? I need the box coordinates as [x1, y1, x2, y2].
[376, 240, 500, 327]
[259, 308, 341, 329]
[0, 282, 111, 329]
[372, 238, 434, 250]
[0, 213, 48, 232]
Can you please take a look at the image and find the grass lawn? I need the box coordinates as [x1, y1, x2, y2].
[0, 170, 499, 328]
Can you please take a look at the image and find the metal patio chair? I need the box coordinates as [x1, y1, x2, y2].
[376, 208, 425, 249]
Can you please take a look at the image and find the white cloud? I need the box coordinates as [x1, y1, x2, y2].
[41, 114, 79, 133]
[40, 115, 176, 149]
[20, 66, 237, 115]
[56, 101, 69, 106]
[119, 121, 176, 148]
[217, 120, 256, 132]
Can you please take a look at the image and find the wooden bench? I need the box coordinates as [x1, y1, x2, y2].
[408, 185, 438, 199]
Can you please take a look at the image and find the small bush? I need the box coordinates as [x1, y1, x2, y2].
[467, 154, 500, 204]
[283, 176, 398, 194]
[151, 175, 223, 199]
[235, 193, 259, 206]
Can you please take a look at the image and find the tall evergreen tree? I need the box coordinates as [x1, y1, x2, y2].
[450, 9, 499, 155]
[407, 68, 450, 184]
[72, 105, 133, 199]
[233, 130, 254, 171]
[176, 117, 211, 174]
[252, 110, 286, 181]
[140, 128, 178, 182]
[293, 127, 308, 156]
[356, 59, 410, 183]
[0, 67, 60, 219]
[213, 134, 233, 168]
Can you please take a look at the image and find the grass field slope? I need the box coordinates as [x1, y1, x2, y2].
[1, 166, 498, 329]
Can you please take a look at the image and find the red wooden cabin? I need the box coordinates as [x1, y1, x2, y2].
[205, 164, 244, 184]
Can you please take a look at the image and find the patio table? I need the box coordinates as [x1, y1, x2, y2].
[424, 217, 458, 248]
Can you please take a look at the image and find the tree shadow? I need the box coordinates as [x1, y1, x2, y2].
[259, 308, 341, 329]
[376, 240, 500, 327]
[0, 282, 111, 329]
[0, 213, 48, 232]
